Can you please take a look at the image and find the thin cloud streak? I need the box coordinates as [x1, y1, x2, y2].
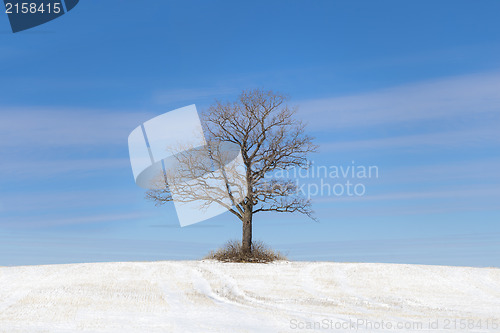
[0, 189, 138, 213]
[381, 159, 500, 184]
[315, 186, 500, 203]
[0, 158, 131, 180]
[279, 232, 500, 266]
[298, 71, 500, 131]
[320, 126, 500, 152]
[1, 211, 150, 228]
[0, 107, 154, 147]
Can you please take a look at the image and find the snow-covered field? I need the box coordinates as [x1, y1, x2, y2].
[0, 261, 499, 332]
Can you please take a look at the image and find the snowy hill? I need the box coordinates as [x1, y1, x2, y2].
[0, 261, 499, 332]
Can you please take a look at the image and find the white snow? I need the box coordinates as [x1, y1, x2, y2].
[0, 261, 499, 332]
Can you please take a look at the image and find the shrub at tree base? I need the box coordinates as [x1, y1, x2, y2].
[204, 240, 288, 263]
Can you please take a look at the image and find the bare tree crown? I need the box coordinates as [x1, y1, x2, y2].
[147, 89, 317, 221]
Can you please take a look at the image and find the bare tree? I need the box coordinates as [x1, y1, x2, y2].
[147, 89, 317, 254]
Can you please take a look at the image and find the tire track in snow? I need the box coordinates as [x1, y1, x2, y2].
[194, 262, 332, 323]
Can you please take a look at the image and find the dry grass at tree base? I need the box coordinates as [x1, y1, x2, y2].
[204, 240, 288, 263]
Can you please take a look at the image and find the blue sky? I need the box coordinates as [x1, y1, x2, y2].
[0, 0, 499, 266]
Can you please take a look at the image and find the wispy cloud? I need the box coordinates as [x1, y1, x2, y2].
[0, 106, 153, 147]
[1, 211, 150, 228]
[0, 188, 137, 213]
[382, 158, 500, 184]
[320, 126, 500, 151]
[0, 158, 131, 180]
[315, 186, 500, 203]
[298, 71, 500, 131]
[279, 232, 500, 266]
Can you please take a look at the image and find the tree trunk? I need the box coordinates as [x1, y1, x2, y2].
[242, 205, 253, 254]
